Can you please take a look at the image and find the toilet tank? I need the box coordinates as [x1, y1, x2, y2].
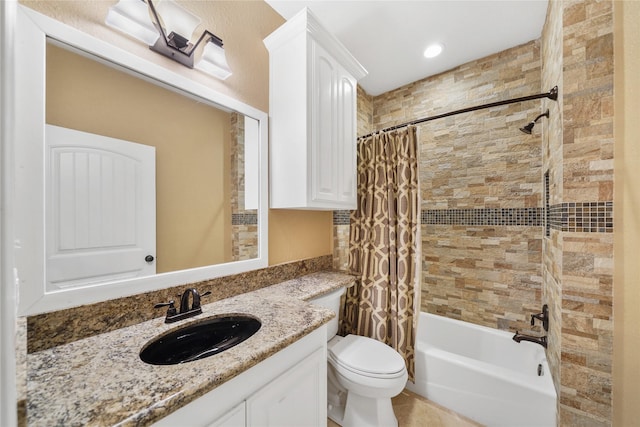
[309, 287, 346, 340]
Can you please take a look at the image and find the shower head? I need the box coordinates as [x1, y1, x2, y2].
[519, 109, 550, 135]
[519, 122, 535, 135]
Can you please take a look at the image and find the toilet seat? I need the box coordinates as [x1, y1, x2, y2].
[328, 334, 407, 379]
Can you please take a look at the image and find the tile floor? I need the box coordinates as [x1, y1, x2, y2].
[327, 389, 482, 427]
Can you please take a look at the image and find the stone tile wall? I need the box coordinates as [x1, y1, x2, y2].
[541, 0, 564, 408]
[356, 85, 374, 136]
[370, 40, 545, 333]
[542, 0, 615, 425]
[422, 225, 542, 329]
[557, 1, 614, 425]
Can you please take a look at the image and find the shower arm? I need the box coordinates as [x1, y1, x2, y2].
[531, 111, 550, 123]
[358, 86, 558, 140]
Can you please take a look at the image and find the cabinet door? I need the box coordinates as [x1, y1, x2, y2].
[336, 67, 357, 206]
[246, 348, 326, 426]
[207, 402, 246, 427]
[310, 39, 338, 204]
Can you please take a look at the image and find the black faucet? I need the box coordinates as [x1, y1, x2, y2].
[155, 288, 212, 323]
[513, 304, 550, 348]
[513, 332, 548, 348]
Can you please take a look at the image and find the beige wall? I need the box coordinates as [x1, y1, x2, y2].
[613, 1, 640, 425]
[269, 210, 332, 265]
[21, 0, 333, 267]
[46, 44, 232, 272]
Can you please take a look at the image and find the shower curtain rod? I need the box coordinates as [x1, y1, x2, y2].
[358, 86, 558, 140]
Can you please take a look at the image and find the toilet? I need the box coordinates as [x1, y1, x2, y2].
[310, 287, 408, 427]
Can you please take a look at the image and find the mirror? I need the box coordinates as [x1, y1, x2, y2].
[14, 6, 268, 315]
[46, 43, 259, 278]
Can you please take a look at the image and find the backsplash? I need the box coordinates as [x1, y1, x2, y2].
[27, 255, 333, 353]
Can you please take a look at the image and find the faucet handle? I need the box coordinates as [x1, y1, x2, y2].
[192, 290, 212, 310]
[154, 300, 177, 317]
[530, 304, 549, 331]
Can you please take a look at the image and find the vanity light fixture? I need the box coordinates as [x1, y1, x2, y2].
[105, 0, 232, 80]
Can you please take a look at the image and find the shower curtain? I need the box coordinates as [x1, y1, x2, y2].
[341, 126, 420, 381]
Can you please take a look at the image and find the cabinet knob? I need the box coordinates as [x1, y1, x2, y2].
[145, 255, 155, 263]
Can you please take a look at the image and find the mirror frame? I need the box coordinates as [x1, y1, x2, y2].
[13, 6, 269, 315]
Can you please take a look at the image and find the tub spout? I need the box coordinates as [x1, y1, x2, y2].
[512, 331, 548, 348]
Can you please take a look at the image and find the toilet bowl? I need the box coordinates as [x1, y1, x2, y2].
[310, 287, 408, 427]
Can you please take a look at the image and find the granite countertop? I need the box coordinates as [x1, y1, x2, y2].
[26, 271, 355, 427]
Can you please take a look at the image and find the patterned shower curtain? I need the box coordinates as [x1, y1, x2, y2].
[341, 126, 420, 382]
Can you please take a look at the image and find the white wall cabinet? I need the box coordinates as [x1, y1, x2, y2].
[264, 8, 367, 210]
[152, 327, 327, 427]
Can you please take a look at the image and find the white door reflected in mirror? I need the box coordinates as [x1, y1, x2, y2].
[45, 125, 156, 291]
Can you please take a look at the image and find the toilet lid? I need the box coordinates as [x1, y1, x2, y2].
[328, 335, 406, 377]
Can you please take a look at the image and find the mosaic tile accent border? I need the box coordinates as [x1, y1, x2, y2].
[333, 210, 351, 225]
[336, 208, 543, 226]
[334, 203, 613, 233]
[232, 212, 258, 225]
[421, 208, 543, 226]
[547, 203, 564, 231]
[548, 201, 613, 233]
[544, 171, 550, 237]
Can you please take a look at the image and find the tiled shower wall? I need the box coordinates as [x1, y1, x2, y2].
[541, 0, 564, 418]
[339, 40, 546, 334]
[542, 0, 615, 425]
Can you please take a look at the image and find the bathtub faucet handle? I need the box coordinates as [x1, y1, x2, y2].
[530, 304, 549, 332]
[530, 314, 537, 326]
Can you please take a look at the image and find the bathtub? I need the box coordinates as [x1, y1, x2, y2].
[406, 312, 557, 427]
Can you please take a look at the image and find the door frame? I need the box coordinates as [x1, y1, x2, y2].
[1, 0, 18, 425]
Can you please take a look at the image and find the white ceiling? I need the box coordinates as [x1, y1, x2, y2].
[265, 1, 549, 96]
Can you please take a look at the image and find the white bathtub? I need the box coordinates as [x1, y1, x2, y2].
[406, 312, 557, 427]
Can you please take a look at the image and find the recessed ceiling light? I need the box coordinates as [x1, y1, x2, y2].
[423, 43, 444, 59]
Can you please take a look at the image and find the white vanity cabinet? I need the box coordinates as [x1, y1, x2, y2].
[246, 347, 325, 426]
[264, 8, 367, 210]
[208, 402, 246, 427]
[152, 327, 327, 427]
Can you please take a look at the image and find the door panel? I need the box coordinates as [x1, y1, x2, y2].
[45, 125, 156, 290]
[311, 40, 337, 203]
[337, 71, 357, 204]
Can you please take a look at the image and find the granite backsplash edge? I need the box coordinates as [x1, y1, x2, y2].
[27, 255, 335, 353]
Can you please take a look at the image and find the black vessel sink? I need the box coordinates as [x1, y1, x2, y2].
[140, 315, 261, 365]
